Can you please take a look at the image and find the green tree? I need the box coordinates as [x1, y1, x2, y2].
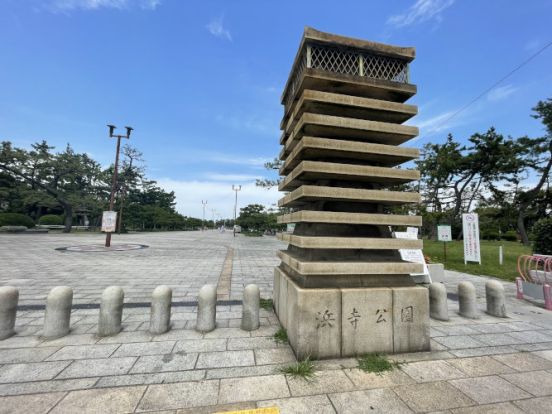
[255, 158, 282, 189]
[236, 204, 269, 231]
[0, 141, 105, 232]
[513, 99, 552, 245]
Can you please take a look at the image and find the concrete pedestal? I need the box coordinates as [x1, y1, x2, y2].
[275, 28, 427, 360]
[275, 268, 430, 359]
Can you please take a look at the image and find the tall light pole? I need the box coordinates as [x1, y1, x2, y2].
[105, 124, 132, 247]
[232, 184, 241, 237]
[211, 208, 216, 230]
[201, 200, 208, 231]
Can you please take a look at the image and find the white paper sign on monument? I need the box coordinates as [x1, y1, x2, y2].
[101, 211, 117, 233]
[462, 213, 481, 264]
[437, 225, 452, 242]
[395, 230, 429, 278]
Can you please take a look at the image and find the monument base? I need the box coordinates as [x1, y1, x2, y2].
[274, 267, 430, 359]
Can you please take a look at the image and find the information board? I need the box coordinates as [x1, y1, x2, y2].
[101, 211, 117, 233]
[462, 213, 481, 264]
[437, 225, 452, 242]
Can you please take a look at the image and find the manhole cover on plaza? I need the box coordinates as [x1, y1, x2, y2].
[56, 244, 149, 252]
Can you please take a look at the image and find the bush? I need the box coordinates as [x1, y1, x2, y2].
[481, 230, 499, 241]
[0, 213, 34, 228]
[533, 217, 552, 255]
[38, 214, 63, 225]
[502, 230, 518, 242]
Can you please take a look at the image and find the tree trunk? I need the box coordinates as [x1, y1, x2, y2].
[517, 211, 530, 246]
[61, 203, 73, 233]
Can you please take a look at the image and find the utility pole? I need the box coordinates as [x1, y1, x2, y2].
[105, 124, 132, 247]
[201, 200, 208, 231]
[232, 185, 241, 237]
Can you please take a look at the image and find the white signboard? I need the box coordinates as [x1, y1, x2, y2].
[437, 225, 452, 242]
[395, 231, 429, 278]
[406, 227, 418, 237]
[462, 213, 481, 264]
[101, 211, 117, 233]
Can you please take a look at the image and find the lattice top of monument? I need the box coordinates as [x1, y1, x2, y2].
[281, 27, 415, 108]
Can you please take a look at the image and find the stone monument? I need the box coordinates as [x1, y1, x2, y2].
[275, 27, 430, 359]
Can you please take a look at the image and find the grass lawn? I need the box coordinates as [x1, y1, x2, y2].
[423, 240, 531, 281]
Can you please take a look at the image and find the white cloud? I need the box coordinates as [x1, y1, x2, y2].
[387, 0, 455, 28]
[48, 0, 161, 12]
[206, 153, 272, 169]
[203, 173, 262, 182]
[487, 84, 518, 102]
[415, 109, 460, 136]
[206, 16, 232, 41]
[155, 178, 280, 218]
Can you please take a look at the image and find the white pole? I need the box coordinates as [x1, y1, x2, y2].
[201, 200, 208, 231]
[499, 245, 503, 265]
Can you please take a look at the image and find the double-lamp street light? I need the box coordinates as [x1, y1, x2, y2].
[105, 124, 133, 248]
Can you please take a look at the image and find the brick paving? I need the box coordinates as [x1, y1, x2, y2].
[1, 231, 552, 413]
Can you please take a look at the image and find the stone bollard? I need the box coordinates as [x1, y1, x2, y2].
[43, 286, 73, 339]
[486, 280, 507, 317]
[0, 286, 18, 340]
[98, 286, 124, 337]
[458, 281, 478, 319]
[241, 284, 260, 331]
[196, 284, 217, 333]
[149, 285, 172, 335]
[429, 283, 449, 321]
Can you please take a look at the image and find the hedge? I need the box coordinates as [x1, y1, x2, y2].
[533, 217, 552, 255]
[38, 214, 63, 225]
[0, 213, 35, 228]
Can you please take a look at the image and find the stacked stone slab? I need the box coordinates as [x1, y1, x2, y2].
[275, 27, 430, 359]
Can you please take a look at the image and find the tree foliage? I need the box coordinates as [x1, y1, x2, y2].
[532, 217, 552, 255]
[417, 98, 551, 244]
[0, 140, 204, 232]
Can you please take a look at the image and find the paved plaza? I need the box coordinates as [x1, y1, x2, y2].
[1, 231, 552, 413]
[0, 231, 280, 305]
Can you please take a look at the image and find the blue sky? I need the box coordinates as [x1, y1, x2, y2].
[1, 0, 551, 218]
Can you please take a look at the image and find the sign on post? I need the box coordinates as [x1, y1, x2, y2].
[462, 213, 481, 264]
[101, 211, 117, 233]
[437, 224, 452, 263]
[437, 225, 452, 242]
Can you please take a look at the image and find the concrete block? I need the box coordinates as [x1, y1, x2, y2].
[458, 281, 478, 319]
[149, 285, 172, 335]
[286, 277, 341, 359]
[273, 268, 281, 317]
[241, 284, 260, 331]
[392, 286, 430, 353]
[196, 285, 216, 333]
[0, 286, 18, 340]
[98, 286, 124, 337]
[429, 282, 449, 321]
[341, 288, 393, 356]
[278, 270, 290, 330]
[486, 280, 507, 318]
[428, 263, 445, 283]
[43, 286, 73, 339]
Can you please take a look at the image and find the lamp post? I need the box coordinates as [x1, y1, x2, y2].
[232, 185, 241, 237]
[201, 200, 208, 231]
[105, 125, 132, 247]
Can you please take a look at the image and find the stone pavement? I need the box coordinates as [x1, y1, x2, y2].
[0, 231, 281, 305]
[1, 231, 552, 413]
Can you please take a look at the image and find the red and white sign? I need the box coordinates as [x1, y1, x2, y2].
[462, 213, 481, 264]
